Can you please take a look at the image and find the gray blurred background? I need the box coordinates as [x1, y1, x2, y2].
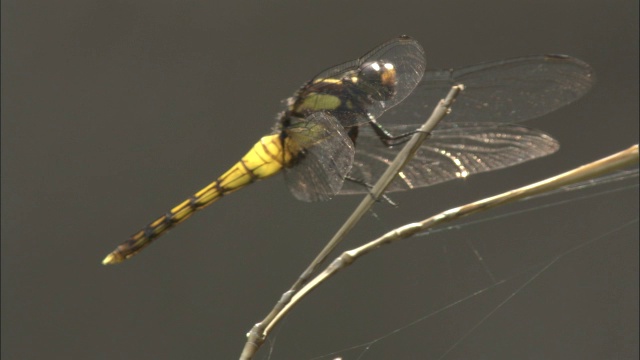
[2, 1, 638, 359]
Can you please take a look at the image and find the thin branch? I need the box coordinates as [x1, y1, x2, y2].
[264, 144, 639, 335]
[239, 85, 465, 360]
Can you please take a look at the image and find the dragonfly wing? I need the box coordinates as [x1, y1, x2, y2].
[340, 123, 559, 194]
[284, 112, 355, 202]
[384, 55, 594, 125]
[311, 36, 426, 122]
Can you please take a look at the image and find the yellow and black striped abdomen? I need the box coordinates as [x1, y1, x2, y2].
[102, 134, 291, 265]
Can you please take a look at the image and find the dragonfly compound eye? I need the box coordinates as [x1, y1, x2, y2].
[358, 61, 397, 101]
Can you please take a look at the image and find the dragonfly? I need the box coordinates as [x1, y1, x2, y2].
[102, 35, 594, 265]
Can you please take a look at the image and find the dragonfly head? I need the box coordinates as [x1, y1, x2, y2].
[358, 61, 397, 101]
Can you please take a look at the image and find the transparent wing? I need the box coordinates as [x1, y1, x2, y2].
[340, 123, 559, 194]
[284, 112, 355, 202]
[312, 35, 426, 121]
[384, 54, 594, 125]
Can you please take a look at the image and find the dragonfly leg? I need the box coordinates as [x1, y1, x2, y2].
[344, 176, 398, 207]
[367, 116, 416, 147]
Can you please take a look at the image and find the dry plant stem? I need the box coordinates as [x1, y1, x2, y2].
[292, 85, 464, 289]
[265, 144, 639, 334]
[239, 85, 464, 360]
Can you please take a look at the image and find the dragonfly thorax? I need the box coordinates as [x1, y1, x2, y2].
[278, 61, 399, 132]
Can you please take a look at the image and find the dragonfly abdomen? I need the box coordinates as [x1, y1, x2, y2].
[102, 134, 291, 264]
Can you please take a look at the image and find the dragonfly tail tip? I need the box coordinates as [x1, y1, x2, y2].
[102, 252, 124, 265]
